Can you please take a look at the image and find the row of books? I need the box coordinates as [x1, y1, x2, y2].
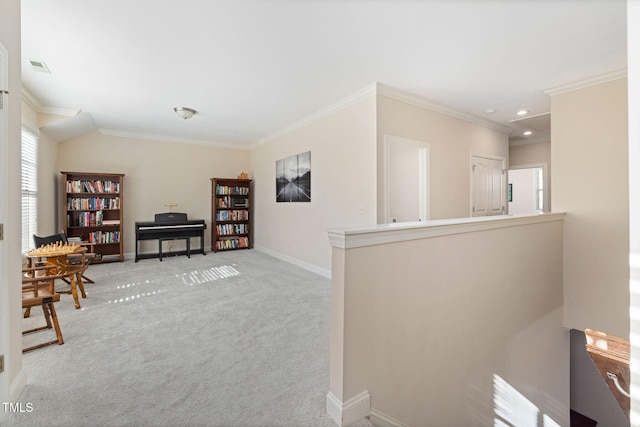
[215, 184, 249, 195]
[68, 211, 121, 227]
[67, 180, 120, 194]
[88, 231, 120, 244]
[215, 210, 249, 221]
[216, 223, 248, 236]
[215, 237, 249, 251]
[67, 197, 120, 211]
[216, 196, 249, 208]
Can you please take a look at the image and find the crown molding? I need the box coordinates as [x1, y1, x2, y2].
[21, 86, 42, 112]
[98, 128, 248, 149]
[544, 68, 628, 96]
[252, 81, 514, 149]
[253, 82, 378, 148]
[21, 85, 80, 117]
[376, 82, 513, 134]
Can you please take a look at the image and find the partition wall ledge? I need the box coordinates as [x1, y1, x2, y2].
[327, 212, 566, 249]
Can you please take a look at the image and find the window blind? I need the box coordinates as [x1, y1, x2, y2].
[21, 127, 37, 253]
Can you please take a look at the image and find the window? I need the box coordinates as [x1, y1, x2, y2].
[21, 127, 37, 253]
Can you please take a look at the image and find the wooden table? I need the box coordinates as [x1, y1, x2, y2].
[27, 245, 88, 309]
[585, 328, 630, 419]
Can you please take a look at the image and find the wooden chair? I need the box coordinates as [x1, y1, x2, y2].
[22, 266, 67, 352]
[33, 232, 95, 284]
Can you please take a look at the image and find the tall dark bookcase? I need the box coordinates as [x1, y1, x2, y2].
[211, 178, 252, 252]
[62, 171, 125, 263]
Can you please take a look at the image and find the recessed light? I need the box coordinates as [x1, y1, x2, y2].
[485, 108, 496, 114]
[523, 130, 533, 136]
[517, 110, 529, 116]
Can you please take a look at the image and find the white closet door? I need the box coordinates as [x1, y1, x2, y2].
[472, 155, 505, 217]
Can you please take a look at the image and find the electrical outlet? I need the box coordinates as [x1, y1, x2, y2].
[0, 354, 4, 373]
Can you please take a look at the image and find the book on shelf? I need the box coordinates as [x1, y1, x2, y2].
[215, 237, 250, 251]
[215, 184, 249, 195]
[66, 179, 121, 194]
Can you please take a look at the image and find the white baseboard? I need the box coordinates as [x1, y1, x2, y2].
[254, 245, 331, 278]
[10, 367, 28, 402]
[369, 409, 410, 427]
[326, 390, 371, 426]
[126, 245, 332, 279]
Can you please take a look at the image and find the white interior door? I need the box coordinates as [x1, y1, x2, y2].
[384, 135, 430, 223]
[472, 155, 506, 217]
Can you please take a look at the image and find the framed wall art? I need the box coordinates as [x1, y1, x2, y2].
[276, 151, 311, 202]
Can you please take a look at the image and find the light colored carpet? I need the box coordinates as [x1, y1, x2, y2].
[8, 250, 349, 427]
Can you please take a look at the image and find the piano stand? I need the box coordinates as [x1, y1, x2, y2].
[135, 213, 206, 262]
[159, 237, 190, 261]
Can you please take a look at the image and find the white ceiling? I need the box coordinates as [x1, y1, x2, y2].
[21, 0, 627, 147]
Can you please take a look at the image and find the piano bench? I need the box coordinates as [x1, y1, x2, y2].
[159, 237, 190, 261]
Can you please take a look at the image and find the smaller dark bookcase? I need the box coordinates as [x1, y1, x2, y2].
[62, 171, 125, 263]
[211, 178, 252, 252]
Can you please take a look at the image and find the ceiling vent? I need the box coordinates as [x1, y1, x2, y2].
[28, 60, 51, 73]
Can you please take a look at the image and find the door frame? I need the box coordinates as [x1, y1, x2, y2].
[508, 163, 549, 213]
[0, 41, 8, 399]
[383, 135, 430, 223]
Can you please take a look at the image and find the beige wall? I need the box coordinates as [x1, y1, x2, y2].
[251, 96, 377, 274]
[376, 95, 510, 221]
[37, 131, 60, 236]
[329, 214, 568, 426]
[551, 78, 629, 338]
[509, 140, 551, 167]
[0, 0, 26, 412]
[57, 132, 250, 257]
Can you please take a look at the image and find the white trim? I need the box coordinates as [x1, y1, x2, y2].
[254, 83, 377, 147]
[326, 390, 371, 426]
[254, 81, 514, 149]
[327, 212, 565, 249]
[326, 391, 343, 424]
[9, 368, 28, 402]
[21, 86, 80, 117]
[98, 128, 247, 149]
[0, 43, 7, 89]
[544, 68, 627, 96]
[376, 83, 513, 134]
[369, 409, 410, 427]
[253, 245, 331, 278]
[126, 246, 332, 278]
[0, 42, 9, 415]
